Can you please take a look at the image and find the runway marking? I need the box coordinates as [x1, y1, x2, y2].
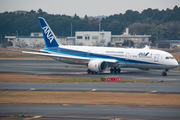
[151, 91, 157, 93]
[30, 88, 36, 91]
[24, 116, 42, 120]
[32, 116, 41, 119]
[91, 89, 97, 91]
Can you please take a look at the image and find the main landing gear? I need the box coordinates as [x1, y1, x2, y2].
[162, 69, 169, 76]
[110, 67, 121, 74]
[87, 69, 98, 74]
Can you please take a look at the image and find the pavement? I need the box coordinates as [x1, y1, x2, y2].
[1, 82, 180, 94]
[0, 104, 180, 120]
[0, 59, 180, 81]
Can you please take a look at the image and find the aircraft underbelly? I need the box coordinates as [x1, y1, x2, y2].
[124, 62, 162, 69]
[124, 62, 175, 69]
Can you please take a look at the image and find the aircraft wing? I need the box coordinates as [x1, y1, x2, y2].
[24, 49, 49, 53]
[22, 51, 90, 61]
[22, 51, 118, 64]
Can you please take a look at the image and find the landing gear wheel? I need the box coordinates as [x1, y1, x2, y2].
[87, 69, 91, 74]
[110, 68, 113, 73]
[162, 72, 167, 76]
[87, 69, 98, 74]
[110, 68, 121, 74]
[162, 69, 168, 76]
[118, 68, 121, 73]
[113, 68, 117, 73]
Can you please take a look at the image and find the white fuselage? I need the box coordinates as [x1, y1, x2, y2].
[46, 45, 179, 70]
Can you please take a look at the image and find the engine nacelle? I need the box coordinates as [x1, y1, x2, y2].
[88, 59, 108, 72]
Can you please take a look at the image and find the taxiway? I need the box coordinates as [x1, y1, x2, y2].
[0, 59, 180, 81]
[1, 82, 180, 94]
[0, 104, 180, 120]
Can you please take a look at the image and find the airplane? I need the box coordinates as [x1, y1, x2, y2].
[22, 17, 179, 76]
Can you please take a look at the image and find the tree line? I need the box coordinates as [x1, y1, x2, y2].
[0, 5, 180, 43]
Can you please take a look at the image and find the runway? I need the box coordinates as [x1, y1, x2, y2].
[0, 59, 180, 81]
[1, 82, 180, 94]
[0, 104, 180, 120]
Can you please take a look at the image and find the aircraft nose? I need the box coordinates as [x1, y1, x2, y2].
[172, 60, 179, 67]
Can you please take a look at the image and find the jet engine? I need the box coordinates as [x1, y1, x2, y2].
[88, 59, 108, 72]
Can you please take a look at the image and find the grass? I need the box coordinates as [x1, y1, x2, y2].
[0, 73, 158, 83]
[0, 52, 39, 58]
[171, 52, 180, 61]
[0, 91, 180, 106]
[172, 68, 180, 71]
[0, 48, 48, 59]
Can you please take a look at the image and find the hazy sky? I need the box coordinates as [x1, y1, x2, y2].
[0, 0, 179, 17]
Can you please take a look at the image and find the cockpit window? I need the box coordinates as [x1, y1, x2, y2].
[166, 56, 174, 59]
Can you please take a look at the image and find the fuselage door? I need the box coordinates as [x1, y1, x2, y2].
[87, 50, 91, 58]
[154, 54, 159, 62]
[125, 53, 130, 60]
[57, 49, 60, 53]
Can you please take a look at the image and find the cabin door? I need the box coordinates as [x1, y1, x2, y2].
[87, 50, 91, 58]
[57, 49, 60, 53]
[154, 54, 159, 62]
[125, 53, 130, 60]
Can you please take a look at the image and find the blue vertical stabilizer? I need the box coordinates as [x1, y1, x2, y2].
[38, 17, 60, 48]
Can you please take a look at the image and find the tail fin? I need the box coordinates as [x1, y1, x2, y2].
[38, 17, 62, 48]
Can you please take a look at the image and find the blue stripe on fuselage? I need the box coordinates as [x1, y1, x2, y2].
[42, 47, 161, 65]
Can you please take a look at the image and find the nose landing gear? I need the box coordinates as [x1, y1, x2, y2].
[162, 69, 169, 76]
